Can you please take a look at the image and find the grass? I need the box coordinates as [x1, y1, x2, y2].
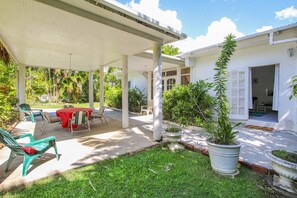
[272, 149, 297, 163]
[31, 102, 101, 109]
[1, 146, 270, 197]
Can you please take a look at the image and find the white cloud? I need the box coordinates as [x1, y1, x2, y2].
[128, 0, 182, 31]
[172, 17, 244, 53]
[275, 6, 297, 20]
[256, 26, 273, 33]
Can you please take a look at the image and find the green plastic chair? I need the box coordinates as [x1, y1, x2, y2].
[19, 103, 44, 123]
[0, 128, 59, 176]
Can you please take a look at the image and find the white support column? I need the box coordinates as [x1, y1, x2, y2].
[176, 65, 181, 85]
[89, 71, 94, 110]
[147, 71, 152, 105]
[18, 64, 26, 120]
[122, 55, 129, 129]
[153, 43, 163, 141]
[100, 66, 105, 108]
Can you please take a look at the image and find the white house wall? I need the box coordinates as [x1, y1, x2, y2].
[191, 42, 297, 131]
[128, 71, 148, 94]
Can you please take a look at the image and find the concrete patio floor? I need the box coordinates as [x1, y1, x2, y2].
[1, 108, 297, 190]
[0, 109, 157, 190]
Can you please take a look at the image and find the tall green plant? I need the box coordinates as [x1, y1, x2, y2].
[208, 34, 239, 145]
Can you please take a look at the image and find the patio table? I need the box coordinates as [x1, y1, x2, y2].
[56, 108, 93, 128]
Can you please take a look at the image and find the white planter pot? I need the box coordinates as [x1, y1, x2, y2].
[207, 140, 241, 176]
[164, 131, 183, 151]
[265, 151, 297, 194]
[165, 131, 182, 143]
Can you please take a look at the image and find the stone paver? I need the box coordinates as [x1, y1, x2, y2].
[181, 125, 297, 171]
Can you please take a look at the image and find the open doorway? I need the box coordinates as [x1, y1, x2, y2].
[249, 65, 278, 122]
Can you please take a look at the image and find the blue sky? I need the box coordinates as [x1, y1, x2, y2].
[115, 0, 297, 52]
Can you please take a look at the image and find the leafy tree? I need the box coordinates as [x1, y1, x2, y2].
[58, 70, 88, 103]
[0, 60, 18, 129]
[162, 45, 179, 56]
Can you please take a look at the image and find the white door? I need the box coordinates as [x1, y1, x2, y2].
[227, 70, 249, 120]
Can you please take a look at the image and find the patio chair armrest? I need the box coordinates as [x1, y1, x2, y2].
[141, 105, 148, 110]
[25, 136, 56, 146]
[14, 133, 35, 142]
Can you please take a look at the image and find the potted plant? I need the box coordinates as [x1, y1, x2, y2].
[164, 126, 183, 151]
[264, 75, 297, 194]
[265, 150, 297, 194]
[205, 34, 242, 176]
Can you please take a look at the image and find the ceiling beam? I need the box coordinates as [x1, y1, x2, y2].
[136, 52, 184, 65]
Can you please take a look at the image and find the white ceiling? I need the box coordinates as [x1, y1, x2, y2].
[0, 0, 186, 71]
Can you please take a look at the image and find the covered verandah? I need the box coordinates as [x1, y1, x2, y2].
[0, 0, 186, 141]
[0, 0, 186, 188]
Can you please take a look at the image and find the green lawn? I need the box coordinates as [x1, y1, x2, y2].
[1, 146, 271, 197]
[31, 102, 101, 109]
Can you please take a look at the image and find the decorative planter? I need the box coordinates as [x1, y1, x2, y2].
[265, 150, 297, 194]
[164, 130, 183, 151]
[207, 140, 241, 176]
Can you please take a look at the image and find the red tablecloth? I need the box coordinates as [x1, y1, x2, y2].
[56, 108, 93, 128]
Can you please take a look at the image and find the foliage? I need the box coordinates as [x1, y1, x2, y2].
[128, 87, 146, 112]
[26, 67, 48, 103]
[162, 45, 180, 56]
[58, 70, 88, 103]
[272, 150, 297, 163]
[206, 34, 238, 145]
[31, 102, 101, 109]
[165, 126, 182, 133]
[105, 85, 122, 109]
[0, 61, 18, 129]
[1, 147, 270, 197]
[289, 75, 297, 100]
[163, 81, 214, 127]
[207, 35, 237, 144]
[0, 42, 10, 65]
[105, 86, 147, 112]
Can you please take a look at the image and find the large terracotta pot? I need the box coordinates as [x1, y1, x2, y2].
[265, 150, 297, 194]
[207, 140, 241, 176]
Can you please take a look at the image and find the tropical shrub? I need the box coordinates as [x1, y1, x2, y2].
[128, 87, 146, 112]
[105, 86, 122, 109]
[0, 61, 18, 129]
[163, 80, 214, 127]
[105, 86, 146, 112]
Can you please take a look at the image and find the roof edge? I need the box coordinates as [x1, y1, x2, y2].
[86, 0, 187, 41]
[181, 22, 297, 57]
